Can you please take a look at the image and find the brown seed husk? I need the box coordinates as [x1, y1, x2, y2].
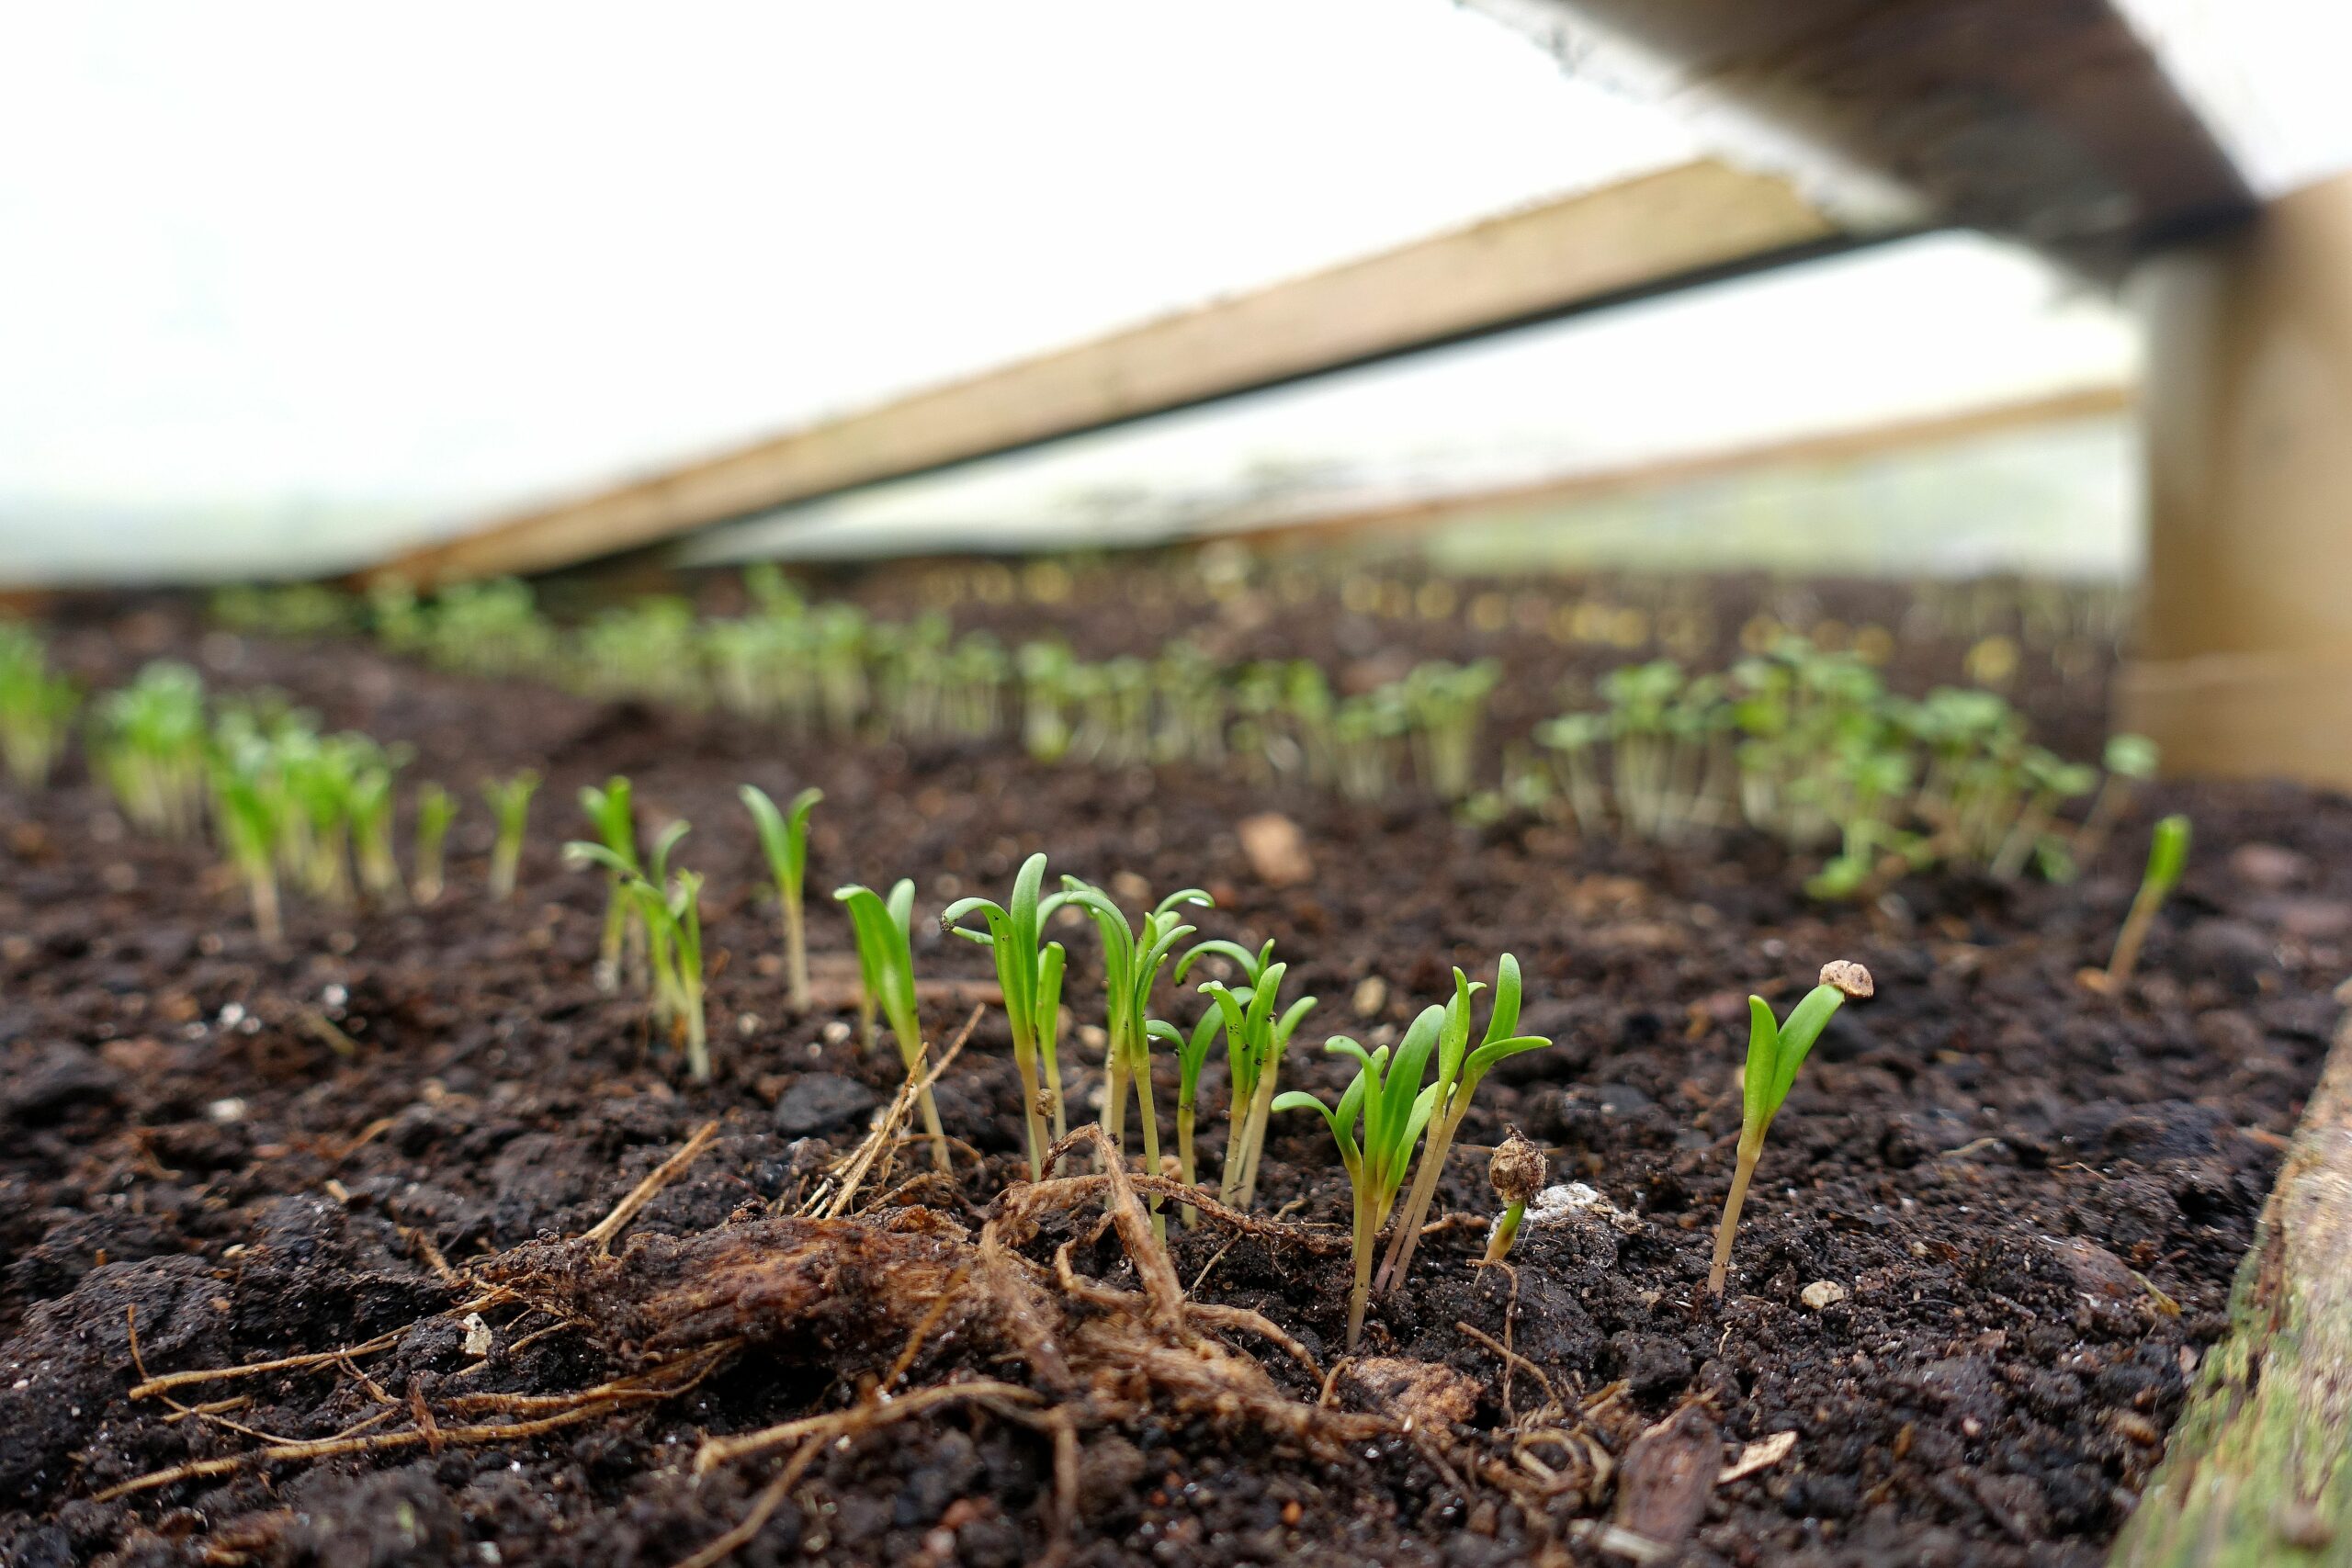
[1819, 959, 1874, 999]
[1489, 1128, 1547, 1208]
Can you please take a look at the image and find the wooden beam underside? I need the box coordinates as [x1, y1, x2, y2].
[1216, 381, 2133, 550]
[369, 161, 1838, 587]
[1487, 0, 2253, 266]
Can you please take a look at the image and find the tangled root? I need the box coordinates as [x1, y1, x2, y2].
[110, 1122, 1437, 1565]
[481, 1206, 978, 1363]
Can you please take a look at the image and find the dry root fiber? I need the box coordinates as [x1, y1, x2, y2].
[479, 1207, 979, 1363]
[109, 1124, 1403, 1567]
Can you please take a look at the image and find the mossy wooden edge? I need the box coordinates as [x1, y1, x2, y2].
[2110, 1010, 2352, 1565]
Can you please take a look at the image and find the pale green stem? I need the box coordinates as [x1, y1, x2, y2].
[2109, 875, 2171, 985]
[1043, 1040, 1068, 1144]
[783, 897, 810, 1010]
[1129, 1040, 1167, 1243]
[1177, 1104, 1199, 1228]
[683, 998, 708, 1082]
[1009, 1020, 1049, 1181]
[1483, 1201, 1526, 1266]
[1347, 1192, 1375, 1350]
[1234, 1070, 1283, 1211]
[1709, 1129, 1763, 1297]
[1375, 1097, 1466, 1295]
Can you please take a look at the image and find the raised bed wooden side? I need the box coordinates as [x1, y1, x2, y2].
[2110, 1010, 2352, 1565]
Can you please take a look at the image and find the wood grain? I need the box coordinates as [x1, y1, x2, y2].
[2109, 1009, 2352, 1564]
[365, 162, 1837, 587]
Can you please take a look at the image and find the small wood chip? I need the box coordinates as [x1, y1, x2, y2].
[1719, 1429, 1797, 1483]
[1612, 1404, 1720, 1550]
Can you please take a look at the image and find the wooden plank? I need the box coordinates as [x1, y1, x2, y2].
[1480, 0, 2254, 266]
[2119, 172, 2352, 793]
[2109, 1008, 2352, 1565]
[1214, 381, 2132, 549]
[365, 161, 1840, 587]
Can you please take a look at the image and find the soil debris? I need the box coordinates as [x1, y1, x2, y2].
[1611, 1402, 1722, 1550]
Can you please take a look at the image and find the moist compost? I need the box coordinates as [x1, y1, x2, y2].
[3, 582, 2348, 1568]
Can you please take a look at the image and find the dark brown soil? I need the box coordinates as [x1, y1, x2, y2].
[3, 583, 2347, 1568]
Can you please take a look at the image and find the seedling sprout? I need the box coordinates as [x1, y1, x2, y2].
[1372, 955, 1552, 1296]
[1176, 939, 1316, 1211]
[1274, 1009, 1445, 1348]
[579, 777, 642, 990]
[412, 783, 456, 904]
[1056, 878, 1215, 1238]
[2107, 814, 2190, 986]
[480, 771, 539, 902]
[741, 784, 824, 1010]
[844, 877, 913, 1054]
[0, 625, 79, 790]
[942, 852, 1069, 1178]
[2074, 734, 2158, 864]
[838, 880, 951, 1172]
[567, 823, 713, 1080]
[209, 746, 284, 945]
[1710, 960, 1874, 1297]
[1481, 1129, 1546, 1266]
[348, 762, 403, 906]
[93, 661, 209, 840]
[1152, 1007, 1226, 1226]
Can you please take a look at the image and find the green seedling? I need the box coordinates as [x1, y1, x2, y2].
[1989, 747, 2097, 882]
[578, 777, 641, 992]
[209, 747, 284, 945]
[569, 823, 711, 1079]
[635, 822, 695, 1042]
[279, 731, 363, 904]
[2107, 814, 2190, 986]
[943, 852, 1072, 1179]
[838, 880, 950, 1172]
[93, 661, 210, 839]
[1175, 939, 1316, 1212]
[480, 770, 539, 901]
[1150, 1008, 1227, 1227]
[1056, 878, 1215, 1239]
[1711, 961, 1875, 1296]
[1373, 955, 1552, 1295]
[741, 784, 824, 1010]
[0, 625, 79, 789]
[348, 763, 403, 906]
[842, 876, 912, 1054]
[209, 582, 356, 638]
[418, 578, 559, 678]
[1481, 1129, 1546, 1265]
[653, 867, 709, 1079]
[1403, 658, 1501, 800]
[1274, 1009, 1446, 1348]
[2074, 734, 2158, 864]
[412, 783, 456, 904]
[1534, 712, 1611, 836]
[1802, 739, 1917, 902]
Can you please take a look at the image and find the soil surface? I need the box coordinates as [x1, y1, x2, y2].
[3, 582, 2347, 1568]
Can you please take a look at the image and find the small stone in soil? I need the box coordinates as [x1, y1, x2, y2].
[774, 1073, 878, 1136]
[1237, 812, 1313, 887]
[2229, 841, 2311, 890]
[1802, 1280, 1849, 1310]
